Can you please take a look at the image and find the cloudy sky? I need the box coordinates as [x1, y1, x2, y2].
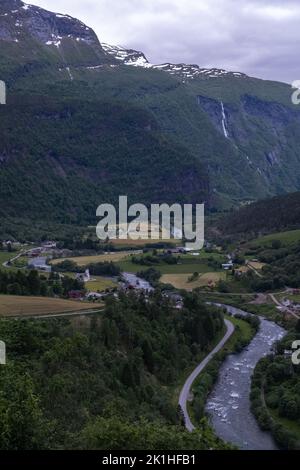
[29, 0, 300, 83]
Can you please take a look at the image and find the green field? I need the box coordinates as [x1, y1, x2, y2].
[0, 251, 12, 264]
[118, 252, 225, 275]
[51, 252, 132, 266]
[250, 229, 300, 247]
[161, 272, 226, 290]
[0, 295, 103, 317]
[85, 276, 117, 292]
[61, 272, 116, 292]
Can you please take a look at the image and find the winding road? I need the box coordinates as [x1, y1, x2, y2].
[179, 318, 235, 431]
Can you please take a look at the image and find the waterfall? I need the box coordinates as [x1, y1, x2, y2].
[221, 101, 229, 138]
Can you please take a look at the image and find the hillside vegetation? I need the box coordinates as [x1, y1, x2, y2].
[216, 191, 300, 238]
[0, 291, 229, 449]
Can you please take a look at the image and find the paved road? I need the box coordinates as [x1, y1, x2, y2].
[178, 319, 235, 432]
[2, 250, 26, 268]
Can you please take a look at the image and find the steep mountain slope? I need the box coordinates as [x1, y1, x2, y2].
[0, 0, 110, 70]
[101, 43, 300, 204]
[1, 0, 300, 232]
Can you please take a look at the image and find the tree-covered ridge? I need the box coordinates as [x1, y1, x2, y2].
[0, 291, 227, 449]
[216, 191, 300, 238]
[251, 326, 300, 450]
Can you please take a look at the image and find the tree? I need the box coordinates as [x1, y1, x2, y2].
[0, 366, 48, 450]
[7, 282, 22, 295]
[27, 270, 41, 295]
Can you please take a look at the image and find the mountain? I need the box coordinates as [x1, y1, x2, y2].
[102, 43, 246, 80]
[1, 0, 300, 234]
[0, 0, 109, 67]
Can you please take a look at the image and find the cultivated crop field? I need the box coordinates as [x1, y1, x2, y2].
[248, 261, 266, 270]
[161, 272, 226, 290]
[51, 252, 134, 266]
[0, 295, 102, 317]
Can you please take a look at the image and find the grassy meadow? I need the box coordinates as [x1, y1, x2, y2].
[0, 295, 102, 317]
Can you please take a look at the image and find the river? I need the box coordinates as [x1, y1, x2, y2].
[205, 304, 286, 450]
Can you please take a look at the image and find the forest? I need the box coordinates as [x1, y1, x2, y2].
[251, 325, 300, 449]
[217, 191, 300, 239]
[0, 291, 229, 450]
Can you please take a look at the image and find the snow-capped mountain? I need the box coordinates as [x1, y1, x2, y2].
[102, 43, 151, 68]
[0, 1, 246, 81]
[102, 43, 247, 81]
[2, 0, 300, 216]
[0, 0, 99, 45]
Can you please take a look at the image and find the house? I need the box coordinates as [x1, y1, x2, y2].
[166, 248, 183, 254]
[222, 262, 233, 270]
[86, 292, 103, 300]
[27, 248, 42, 257]
[165, 292, 184, 309]
[42, 241, 57, 249]
[76, 269, 90, 283]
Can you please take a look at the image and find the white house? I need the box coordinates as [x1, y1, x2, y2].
[76, 269, 90, 283]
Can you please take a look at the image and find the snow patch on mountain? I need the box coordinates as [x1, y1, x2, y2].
[102, 43, 152, 68]
[102, 43, 247, 81]
[0, 0, 99, 46]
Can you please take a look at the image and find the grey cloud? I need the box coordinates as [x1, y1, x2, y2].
[30, 0, 300, 83]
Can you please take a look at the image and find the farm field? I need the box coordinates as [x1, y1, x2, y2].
[51, 252, 134, 266]
[0, 295, 103, 317]
[0, 251, 13, 264]
[277, 292, 300, 302]
[249, 229, 300, 247]
[59, 272, 117, 292]
[248, 261, 266, 270]
[117, 259, 223, 274]
[161, 272, 226, 290]
[86, 276, 117, 291]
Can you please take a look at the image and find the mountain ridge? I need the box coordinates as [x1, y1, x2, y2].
[1, 0, 300, 235]
[0, 0, 250, 81]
